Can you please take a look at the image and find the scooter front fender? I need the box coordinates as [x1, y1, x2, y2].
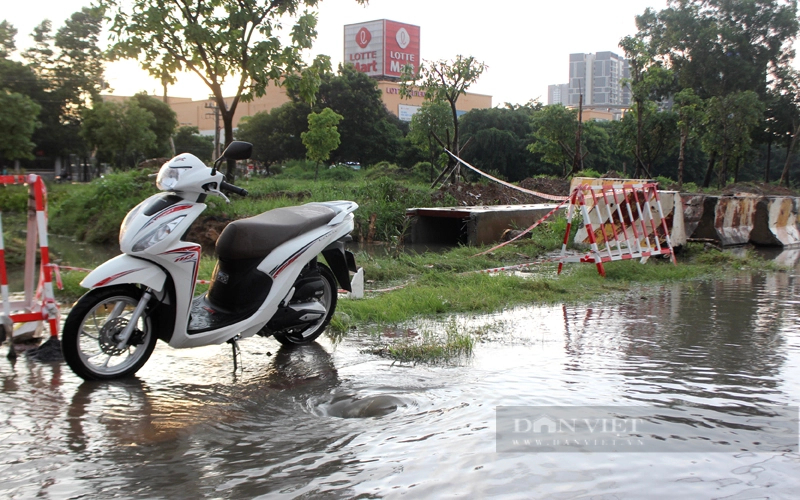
[80, 254, 167, 291]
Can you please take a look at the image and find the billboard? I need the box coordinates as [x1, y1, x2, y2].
[344, 20, 421, 79]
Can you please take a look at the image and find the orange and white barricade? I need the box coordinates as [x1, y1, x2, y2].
[558, 181, 676, 277]
[0, 174, 59, 341]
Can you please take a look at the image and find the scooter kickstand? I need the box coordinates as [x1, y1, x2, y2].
[228, 335, 242, 373]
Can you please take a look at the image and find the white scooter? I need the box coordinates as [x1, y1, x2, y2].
[62, 141, 361, 380]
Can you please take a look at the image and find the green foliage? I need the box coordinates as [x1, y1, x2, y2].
[130, 93, 178, 158]
[0, 91, 41, 162]
[573, 169, 602, 178]
[528, 104, 578, 176]
[50, 169, 158, 243]
[80, 99, 157, 168]
[236, 101, 310, 167]
[173, 126, 214, 163]
[103, 0, 366, 182]
[460, 103, 542, 181]
[401, 55, 487, 154]
[302, 107, 343, 180]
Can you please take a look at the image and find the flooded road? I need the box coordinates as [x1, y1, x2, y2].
[2, 269, 800, 498]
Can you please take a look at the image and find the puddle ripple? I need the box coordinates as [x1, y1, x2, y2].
[2, 272, 800, 497]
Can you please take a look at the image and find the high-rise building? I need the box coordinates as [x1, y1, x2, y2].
[547, 83, 569, 105]
[568, 51, 630, 107]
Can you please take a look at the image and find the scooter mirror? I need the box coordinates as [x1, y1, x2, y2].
[220, 141, 253, 161]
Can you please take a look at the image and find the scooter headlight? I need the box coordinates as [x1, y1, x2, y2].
[132, 216, 186, 252]
[156, 167, 181, 191]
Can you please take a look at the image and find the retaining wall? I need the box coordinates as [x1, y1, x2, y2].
[683, 194, 800, 247]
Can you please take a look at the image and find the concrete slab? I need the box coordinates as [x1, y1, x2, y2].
[406, 204, 562, 246]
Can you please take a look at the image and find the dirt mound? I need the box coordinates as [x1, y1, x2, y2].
[720, 182, 797, 197]
[435, 177, 570, 206]
[185, 216, 231, 253]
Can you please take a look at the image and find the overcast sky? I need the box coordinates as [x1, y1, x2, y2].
[5, 1, 687, 105]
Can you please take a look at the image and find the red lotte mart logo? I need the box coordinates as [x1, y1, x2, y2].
[356, 27, 372, 48]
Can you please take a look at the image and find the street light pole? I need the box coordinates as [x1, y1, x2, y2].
[205, 97, 222, 160]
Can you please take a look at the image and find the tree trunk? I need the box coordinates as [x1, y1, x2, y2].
[678, 129, 687, 190]
[635, 98, 643, 178]
[733, 156, 741, 184]
[780, 122, 800, 187]
[765, 140, 772, 183]
[702, 151, 717, 188]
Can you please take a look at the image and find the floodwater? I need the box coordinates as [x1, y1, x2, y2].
[2, 259, 800, 497]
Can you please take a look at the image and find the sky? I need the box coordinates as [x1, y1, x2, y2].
[5, 0, 672, 105]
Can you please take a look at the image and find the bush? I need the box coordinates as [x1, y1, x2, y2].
[50, 169, 159, 243]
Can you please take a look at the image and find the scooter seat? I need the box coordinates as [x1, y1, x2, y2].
[216, 204, 336, 260]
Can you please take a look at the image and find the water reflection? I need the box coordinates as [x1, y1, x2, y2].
[2, 269, 800, 497]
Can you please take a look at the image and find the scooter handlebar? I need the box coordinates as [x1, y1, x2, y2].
[220, 181, 248, 197]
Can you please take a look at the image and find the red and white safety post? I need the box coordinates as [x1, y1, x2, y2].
[0, 174, 59, 340]
[558, 181, 676, 277]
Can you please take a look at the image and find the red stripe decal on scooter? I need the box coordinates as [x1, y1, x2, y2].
[92, 268, 145, 288]
[160, 246, 202, 298]
[141, 204, 193, 231]
[269, 240, 317, 278]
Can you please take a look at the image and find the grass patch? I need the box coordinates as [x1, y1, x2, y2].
[365, 320, 476, 365]
[337, 243, 783, 325]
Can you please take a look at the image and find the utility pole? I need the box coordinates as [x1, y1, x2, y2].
[205, 97, 222, 160]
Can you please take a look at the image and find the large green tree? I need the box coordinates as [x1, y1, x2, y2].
[81, 100, 157, 168]
[131, 93, 178, 158]
[235, 101, 311, 171]
[701, 91, 764, 186]
[641, 0, 799, 99]
[103, 0, 366, 182]
[459, 103, 540, 181]
[173, 126, 214, 163]
[0, 91, 41, 165]
[528, 104, 581, 177]
[313, 64, 403, 166]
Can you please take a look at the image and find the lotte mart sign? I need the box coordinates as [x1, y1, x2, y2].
[343, 20, 421, 79]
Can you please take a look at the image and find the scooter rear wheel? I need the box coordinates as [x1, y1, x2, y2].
[62, 285, 157, 380]
[273, 264, 338, 346]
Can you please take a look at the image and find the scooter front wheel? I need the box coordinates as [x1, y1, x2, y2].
[62, 285, 157, 381]
[273, 264, 338, 346]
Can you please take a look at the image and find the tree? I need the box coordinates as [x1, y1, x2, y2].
[103, 0, 367, 182]
[620, 34, 674, 178]
[236, 101, 311, 171]
[317, 64, 402, 165]
[616, 101, 679, 179]
[641, 1, 799, 100]
[528, 105, 580, 177]
[0, 20, 16, 58]
[400, 54, 487, 181]
[673, 88, 704, 189]
[14, 9, 106, 161]
[301, 108, 343, 181]
[0, 91, 41, 165]
[81, 100, 157, 168]
[459, 103, 540, 181]
[173, 126, 214, 163]
[701, 91, 764, 187]
[131, 93, 178, 158]
[408, 101, 454, 183]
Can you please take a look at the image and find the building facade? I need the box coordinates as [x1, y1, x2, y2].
[568, 51, 630, 107]
[547, 83, 569, 105]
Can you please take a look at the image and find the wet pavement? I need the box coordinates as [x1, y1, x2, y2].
[2, 269, 800, 498]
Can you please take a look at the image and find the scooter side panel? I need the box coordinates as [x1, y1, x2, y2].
[166, 217, 354, 349]
[80, 254, 167, 291]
